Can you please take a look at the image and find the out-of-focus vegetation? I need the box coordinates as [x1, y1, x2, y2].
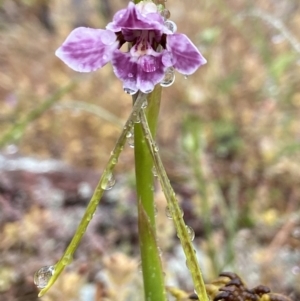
[0, 0, 299, 300]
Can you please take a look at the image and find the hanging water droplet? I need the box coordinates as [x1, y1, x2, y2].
[127, 133, 135, 148]
[124, 87, 138, 95]
[186, 225, 195, 241]
[152, 166, 158, 177]
[141, 100, 148, 109]
[161, 9, 171, 20]
[160, 67, 175, 87]
[164, 20, 177, 33]
[184, 75, 188, 80]
[101, 172, 116, 190]
[153, 143, 159, 152]
[34, 266, 55, 289]
[126, 130, 132, 138]
[165, 206, 173, 219]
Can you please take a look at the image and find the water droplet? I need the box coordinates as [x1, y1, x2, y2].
[141, 100, 148, 109]
[153, 144, 159, 152]
[124, 87, 138, 95]
[126, 130, 133, 138]
[132, 112, 141, 123]
[160, 67, 175, 87]
[164, 20, 177, 33]
[111, 157, 118, 165]
[128, 73, 133, 78]
[101, 172, 116, 190]
[86, 213, 94, 222]
[165, 206, 173, 219]
[184, 75, 188, 80]
[127, 132, 135, 148]
[186, 225, 195, 241]
[161, 9, 170, 20]
[62, 254, 73, 266]
[34, 266, 55, 289]
[152, 166, 158, 177]
[185, 259, 192, 270]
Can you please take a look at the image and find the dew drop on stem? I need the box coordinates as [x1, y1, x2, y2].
[141, 100, 148, 109]
[165, 206, 173, 219]
[62, 254, 73, 266]
[186, 225, 195, 241]
[152, 166, 158, 177]
[132, 111, 141, 123]
[111, 157, 118, 165]
[127, 135, 135, 148]
[101, 172, 116, 190]
[153, 143, 159, 152]
[34, 266, 55, 289]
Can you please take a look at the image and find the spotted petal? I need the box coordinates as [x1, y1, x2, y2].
[166, 33, 207, 75]
[107, 2, 164, 32]
[55, 27, 118, 72]
[112, 50, 166, 93]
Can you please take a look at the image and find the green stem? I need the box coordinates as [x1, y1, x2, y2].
[134, 86, 167, 301]
[139, 110, 209, 301]
[38, 92, 147, 297]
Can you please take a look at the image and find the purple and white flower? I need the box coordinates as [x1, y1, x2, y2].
[56, 1, 207, 94]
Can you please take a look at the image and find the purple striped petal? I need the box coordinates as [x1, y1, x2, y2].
[166, 33, 207, 75]
[111, 51, 139, 92]
[137, 54, 166, 93]
[106, 2, 164, 32]
[55, 27, 118, 72]
[112, 50, 166, 93]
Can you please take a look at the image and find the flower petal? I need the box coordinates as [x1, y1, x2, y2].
[137, 54, 166, 93]
[107, 2, 164, 32]
[55, 27, 118, 72]
[166, 33, 207, 75]
[111, 51, 139, 92]
[111, 50, 166, 93]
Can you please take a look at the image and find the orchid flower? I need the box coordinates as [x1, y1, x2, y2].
[55, 1, 207, 94]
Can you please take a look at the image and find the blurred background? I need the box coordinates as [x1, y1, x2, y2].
[0, 0, 300, 300]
